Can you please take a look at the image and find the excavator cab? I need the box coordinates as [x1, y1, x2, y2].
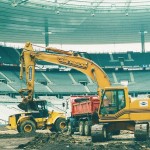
[100, 89, 126, 116]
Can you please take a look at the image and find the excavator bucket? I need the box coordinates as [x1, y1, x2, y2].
[18, 102, 28, 111]
[18, 99, 38, 112]
[17, 97, 28, 111]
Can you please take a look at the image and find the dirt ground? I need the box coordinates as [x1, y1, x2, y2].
[0, 126, 150, 150]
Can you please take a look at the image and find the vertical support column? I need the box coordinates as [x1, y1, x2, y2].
[140, 30, 148, 53]
[140, 31, 145, 53]
[44, 18, 49, 47]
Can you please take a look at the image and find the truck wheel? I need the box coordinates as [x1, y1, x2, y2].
[92, 126, 107, 142]
[84, 121, 91, 136]
[101, 126, 107, 141]
[79, 121, 85, 136]
[20, 120, 36, 134]
[102, 126, 112, 141]
[55, 118, 66, 132]
[68, 122, 74, 135]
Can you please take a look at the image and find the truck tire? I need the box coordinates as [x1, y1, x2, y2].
[100, 126, 107, 141]
[67, 122, 74, 135]
[84, 121, 91, 136]
[19, 120, 36, 134]
[91, 125, 108, 142]
[101, 126, 112, 141]
[55, 118, 66, 132]
[79, 121, 85, 136]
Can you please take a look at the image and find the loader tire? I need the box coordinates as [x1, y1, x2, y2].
[20, 120, 36, 134]
[84, 121, 91, 136]
[55, 118, 66, 132]
[79, 121, 85, 136]
[17, 126, 21, 133]
[49, 126, 56, 132]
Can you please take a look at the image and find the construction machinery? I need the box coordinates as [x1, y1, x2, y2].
[8, 42, 150, 140]
[66, 96, 100, 136]
[7, 100, 66, 133]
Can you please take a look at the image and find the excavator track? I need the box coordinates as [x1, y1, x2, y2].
[134, 123, 149, 140]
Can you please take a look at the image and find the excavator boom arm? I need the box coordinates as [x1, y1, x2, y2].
[19, 42, 111, 110]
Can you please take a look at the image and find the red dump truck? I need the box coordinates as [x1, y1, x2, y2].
[67, 96, 100, 136]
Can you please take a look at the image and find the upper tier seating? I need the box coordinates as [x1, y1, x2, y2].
[0, 46, 150, 94]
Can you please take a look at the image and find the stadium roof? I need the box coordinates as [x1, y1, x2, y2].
[0, 0, 150, 45]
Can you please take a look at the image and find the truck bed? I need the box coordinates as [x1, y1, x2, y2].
[71, 96, 100, 116]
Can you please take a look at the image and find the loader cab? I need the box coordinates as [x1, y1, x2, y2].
[34, 100, 49, 118]
[100, 89, 126, 115]
[36, 100, 47, 110]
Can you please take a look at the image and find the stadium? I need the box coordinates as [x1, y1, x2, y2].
[0, 0, 150, 149]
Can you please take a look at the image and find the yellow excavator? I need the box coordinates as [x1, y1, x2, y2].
[7, 42, 150, 141]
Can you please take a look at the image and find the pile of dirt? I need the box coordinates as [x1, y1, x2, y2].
[16, 132, 150, 150]
[93, 141, 150, 150]
[17, 132, 92, 150]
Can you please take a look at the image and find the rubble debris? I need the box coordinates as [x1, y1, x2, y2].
[17, 132, 91, 150]
[0, 130, 150, 150]
[16, 132, 150, 150]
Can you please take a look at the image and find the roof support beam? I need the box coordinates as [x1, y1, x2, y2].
[90, 0, 105, 15]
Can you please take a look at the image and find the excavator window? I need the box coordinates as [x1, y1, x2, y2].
[100, 89, 125, 115]
[118, 90, 125, 110]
